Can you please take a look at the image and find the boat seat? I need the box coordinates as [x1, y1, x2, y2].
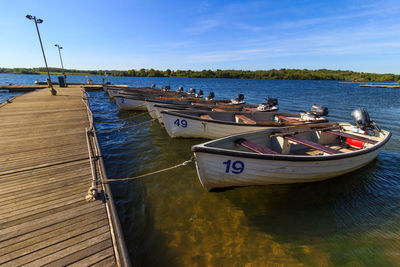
[200, 114, 213, 120]
[325, 130, 378, 144]
[212, 108, 225, 112]
[235, 115, 257, 124]
[284, 135, 342, 155]
[276, 115, 297, 123]
[235, 138, 279, 154]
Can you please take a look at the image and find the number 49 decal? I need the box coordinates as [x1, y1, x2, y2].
[174, 119, 188, 128]
[223, 160, 244, 174]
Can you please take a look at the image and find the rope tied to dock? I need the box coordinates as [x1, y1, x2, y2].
[94, 118, 155, 133]
[102, 156, 194, 183]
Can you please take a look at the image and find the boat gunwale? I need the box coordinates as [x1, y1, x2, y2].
[191, 128, 392, 162]
[161, 110, 324, 127]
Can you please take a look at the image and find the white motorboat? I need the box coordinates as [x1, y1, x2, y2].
[191, 109, 391, 191]
[162, 105, 328, 139]
[147, 96, 278, 122]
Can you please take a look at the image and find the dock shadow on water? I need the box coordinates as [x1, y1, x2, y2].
[83, 82, 400, 266]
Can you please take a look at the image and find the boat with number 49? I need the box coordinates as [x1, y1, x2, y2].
[162, 104, 328, 139]
[191, 109, 391, 191]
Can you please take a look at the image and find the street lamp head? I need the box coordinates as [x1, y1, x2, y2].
[26, 14, 33, 20]
[36, 19, 43, 23]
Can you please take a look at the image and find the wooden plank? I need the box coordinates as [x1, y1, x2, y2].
[0, 200, 89, 230]
[0, 218, 108, 262]
[43, 240, 113, 267]
[0, 210, 106, 250]
[0, 187, 102, 240]
[0, 195, 85, 225]
[0, 186, 87, 217]
[325, 130, 378, 144]
[3, 228, 111, 266]
[67, 246, 115, 266]
[235, 114, 256, 124]
[235, 138, 279, 154]
[284, 136, 342, 155]
[92, 256, 117, 266]
[211, 108, 225, 111]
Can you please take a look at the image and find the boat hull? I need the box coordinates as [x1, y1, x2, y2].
[194, 147, 383, 191]
[115, 97, 147, 111]
[162, 112, 271, 139]
[146, 101, 167, 119]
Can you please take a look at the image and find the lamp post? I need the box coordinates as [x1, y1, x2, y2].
[26, 14, 56, 95]
[54, 44, 66, 82]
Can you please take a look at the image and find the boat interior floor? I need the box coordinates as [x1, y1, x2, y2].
[291, 144, 357, 156]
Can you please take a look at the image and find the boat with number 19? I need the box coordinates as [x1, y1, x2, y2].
[191, 109, 391, 191]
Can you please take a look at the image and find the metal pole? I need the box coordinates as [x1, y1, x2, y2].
[55, 44, 66, 80]
[27, 14, 57, 95]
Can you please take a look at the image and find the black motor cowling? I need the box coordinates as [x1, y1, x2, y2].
[188, 88, 196, 94]
[266, 97, 278, 107]
[163, 85, 171, 91]
[310, 104, 328, 117]
[176, 86, 184, 93]
[235, 93, 245, 102]
[151, 84, 156, 88]
[351, 108, 372, 129]
[196, 90, 204, 97]
[207, 92, 215, 100]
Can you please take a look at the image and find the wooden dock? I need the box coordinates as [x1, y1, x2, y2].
[0, 85, 130, 266]
[360, 84, 400, 88]
[0, 85, 47, 92]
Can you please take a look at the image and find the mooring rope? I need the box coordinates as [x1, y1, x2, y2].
[94, 118, 155, 133]
[94, 113, 148, 124]
[102, 156, 194, 183]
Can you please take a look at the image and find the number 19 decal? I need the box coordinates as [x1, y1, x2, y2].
[174, 119, 187, 128]
[223, 160, 244, 174]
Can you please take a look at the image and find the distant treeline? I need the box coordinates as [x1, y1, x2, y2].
[1, 67, 399, 81]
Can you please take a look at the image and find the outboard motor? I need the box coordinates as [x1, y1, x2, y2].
[266, 97, 278, 107]
[231, 93, 245, 104]
[163, 85, 171, 91]
[236, 93, 245, 102]
[176, 86, 184, 93]
[309, 104, 328, 117]
[206, 92, 215, 100]
[151, 84, 156, 88]
[351, 108, 381, 134]
[196, 90, 204, 98]
[351, 108, 372, 129]
[188, 88, 196, 95]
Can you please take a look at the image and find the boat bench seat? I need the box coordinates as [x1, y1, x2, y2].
[212, 108, 225, 112]
[275, 115, 297, 123]
[284, 135, 342, 155]
[200, 114, 213, 120]
[235, 138, 279, 154]
[235, 115, 257, 124]
[325, 130, 378, 144]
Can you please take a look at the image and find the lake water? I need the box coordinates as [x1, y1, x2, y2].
[1, 74, 400, 266]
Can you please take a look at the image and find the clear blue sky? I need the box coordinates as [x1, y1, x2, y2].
[1, 0, 400, 73]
